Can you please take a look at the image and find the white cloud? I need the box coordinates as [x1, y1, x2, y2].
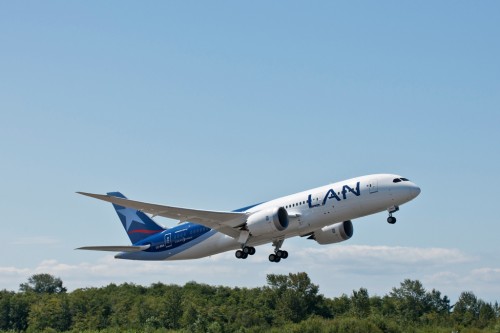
[287, 244, 473, 276]
[0, 245, 499, 302]
[0, 266, 31, 291]
[0, 266, 30, 275]
[423, 271, 462, 286]
[417, 267, 500, 302]
[469, 267, 500, 283]
[300, 245, 471, 265]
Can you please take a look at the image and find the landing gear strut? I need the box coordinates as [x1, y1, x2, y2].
[387, 205, 399, 224]
[268, 239, 288, 263]
[235, 246, 256, 259]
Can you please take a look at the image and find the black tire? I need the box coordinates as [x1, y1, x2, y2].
[276, 250, 283, 258]
[243, 247, 250, 254]
[274, 256, 281, 263]
[241, 252, 248, 259]
[249, 247, 256, 255]
[387, 216, 396, 224]
[235, 250, 243, 259]
[269, 254, 276, 262]
[282, 251, 289, 259]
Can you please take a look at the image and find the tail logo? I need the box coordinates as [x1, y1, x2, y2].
[107, 191, 164, 244]
[117, 207, 145, 231]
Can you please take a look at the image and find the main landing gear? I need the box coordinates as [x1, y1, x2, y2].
[268, 239, 288, 263]
[269, 250, 288, 263]
[234, 239, 290, 263]
[387, 205, 399, 224]
[235, 246, 256, 259]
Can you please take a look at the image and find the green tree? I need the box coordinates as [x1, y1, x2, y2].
[477, 300, 496, 328]
[329, 294, 350, 317]
[9, 293, 31, 331]
[0, 290, 13, 330]
[330, 317, 384, 333]
[266, 272, 323, 323]
[452, 291, 479, 327]
[350, 287, 370, 318]
[155, 285, 183, 329]
[422, 288, 451, 326]
[19, 273, 67, 294]
[427, 288, 451, 314]
[69, 287, 111, 330]
[180, 302, 199, 331]
[390, 279, 429, 323]
[27, 294, 71, 332]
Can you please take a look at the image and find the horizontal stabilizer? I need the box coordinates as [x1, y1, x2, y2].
[76, 244, 151, 252]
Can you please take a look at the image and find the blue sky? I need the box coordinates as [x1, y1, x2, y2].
[1, 1, 499, 302]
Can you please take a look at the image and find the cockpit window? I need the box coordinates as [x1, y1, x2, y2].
[394, 177, 410, 183]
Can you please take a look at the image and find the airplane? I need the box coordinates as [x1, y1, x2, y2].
[77, 174, 420, 263]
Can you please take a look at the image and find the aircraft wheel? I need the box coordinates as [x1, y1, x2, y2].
[243, 246, 250, 254]
[235, 250, 243, 259]
[276, 250, 284, 258]
[387, 216, 397, 224]
[249, 247, 256, 255]
[274, 256, 281, 263]
[241, 252, 248, 259]
[269, 254, 276, 262]
[282, 251, 289, 259]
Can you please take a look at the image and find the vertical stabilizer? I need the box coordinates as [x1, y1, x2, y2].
[107, 192, 165, 244]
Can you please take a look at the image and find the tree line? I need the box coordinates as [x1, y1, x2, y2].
[0, 272, 499, 333]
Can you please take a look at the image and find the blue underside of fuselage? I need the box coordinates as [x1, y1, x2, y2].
[116, 201, 264, 260]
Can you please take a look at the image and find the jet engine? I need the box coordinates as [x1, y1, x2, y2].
[308, 220, 353, 245]
[245, 207, 289, 236]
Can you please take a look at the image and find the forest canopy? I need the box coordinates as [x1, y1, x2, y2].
[0, 272, 499, 333]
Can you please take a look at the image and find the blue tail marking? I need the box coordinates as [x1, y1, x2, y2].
[107, 192, 165, 244]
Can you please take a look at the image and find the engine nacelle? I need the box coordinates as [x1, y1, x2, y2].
[246, 207, 289, 236]
[309, 220, 353, 245]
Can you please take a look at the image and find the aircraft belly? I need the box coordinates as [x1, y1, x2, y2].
[168, 233, 239, 260]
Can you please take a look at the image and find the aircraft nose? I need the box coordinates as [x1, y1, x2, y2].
[409, 184, 421, 199]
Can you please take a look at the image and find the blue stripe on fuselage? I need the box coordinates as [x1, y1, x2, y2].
[118, 225, 217, 260]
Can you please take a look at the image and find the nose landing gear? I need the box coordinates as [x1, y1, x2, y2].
[387, 205, 399, 224]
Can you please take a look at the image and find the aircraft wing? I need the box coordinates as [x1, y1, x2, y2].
[77, 245, 151, 252]
[77, 192, 248, 238]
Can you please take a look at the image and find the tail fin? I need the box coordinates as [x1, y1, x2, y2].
[107, 192, 165, 244]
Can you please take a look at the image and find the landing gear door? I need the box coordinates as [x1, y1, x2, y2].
[369, 178, 378, 193]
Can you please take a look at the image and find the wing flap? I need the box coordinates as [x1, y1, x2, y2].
[76, 245, 151, 252]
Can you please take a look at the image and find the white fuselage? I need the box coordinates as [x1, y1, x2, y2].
[163, 174, 420, 260]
